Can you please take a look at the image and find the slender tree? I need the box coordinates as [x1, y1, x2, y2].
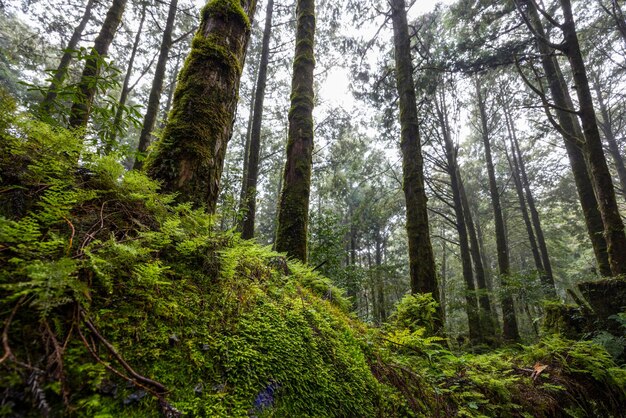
[241, 0, 274, 239]
[105, 0, 148, 153]
[475, 77, 520, 342]
[275, 0, 316, 261]
[40, 0, 96, 116]
[68, 0, 127, 129]
[515, 0, 612, 276]
[558, 0, 626, 276]
[390, 0, 442, 328]
[134, 0, 179, 170]
[146, 0, 258, 209]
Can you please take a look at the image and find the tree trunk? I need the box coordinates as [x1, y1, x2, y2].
[275, 0, 315, 262]
[476, 77, 520, 342]
[592, 76, 626, 203]
[159, 54, 182, 130]
[435, 89, 481, 343]
[390, 0, 442, 331]
[40, 0, 96, 116]
[146, 0, 258, 211]
[559, 0, 626, 276]
[134, 0, 179, 170]
[501, 96, 557, 297]
[459, 174, 498, 340]
[518, 0, 612, 277]
[375, 232, 386, 324]
[68, 0, 127, 130]
[106, 0, 147, 153]
[241, 0, 274, 239]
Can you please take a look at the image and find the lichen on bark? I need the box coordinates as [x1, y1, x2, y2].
[146, 0, 257, 212]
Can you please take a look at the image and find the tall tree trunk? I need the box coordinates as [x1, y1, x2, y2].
[517, 0, 612, 276]
[159, 54, 182, 130]
[105, 0, 147, 153]
[275, 0, 315, 262]
[390, 0, 442, 330]
[134, 0, 179, 170]
[459, 174, 498, 340]
[592, 76, 626, 202]
[501, 96, 557, 297]
[375, 231, 386, 324]
[241, 0, 274, 239]
[237, 77, 257, 226]
[435, 89, 481, 343]
[476, 77, 520, 342]
[559, 0, 626, 276]
[146, 0, 258, 210]
[68, 0, 127, 129]
[40, 0, 96, 116]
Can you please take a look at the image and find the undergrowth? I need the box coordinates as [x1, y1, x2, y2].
[1, 95, 625, 417]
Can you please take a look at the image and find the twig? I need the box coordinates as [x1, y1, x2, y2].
[62, 217, 75, 256]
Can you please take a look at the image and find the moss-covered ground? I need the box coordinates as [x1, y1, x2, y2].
[1, 100, 626, 417]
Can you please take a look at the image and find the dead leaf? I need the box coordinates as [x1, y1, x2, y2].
[530, 362, 548, 381]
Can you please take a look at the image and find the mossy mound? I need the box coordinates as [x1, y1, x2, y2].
[1, 102, 626, 417]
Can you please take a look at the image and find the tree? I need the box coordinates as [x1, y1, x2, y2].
[275, 0, 316, 262]
[105, 0, 147, 153]
[514, 0, 612, 276]
[389, 0, 442, 329]
[39, 0, 96, 116]
[68, 0, 127, 129]
[475, 76, 520, 342]
[146, 0, 258, 210]
[133, 0, 179, 170]
[240, 0, 274, 239]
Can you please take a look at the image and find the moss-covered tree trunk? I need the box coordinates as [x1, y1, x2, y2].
[435, 89, 481, 343]
[105, 0, 147, 153]
[518, 0, 612, 277]
[133, 0, 179, 170]
[559, 0, 626, 276]
[146, 0, 258, 210]
[241, 0, 274, 239]
[390, 0, 442, 329]
[275, 0, 315, 262]
[476, 77, 520, 342]
[68, 0, 126, 129]
[40, 0, 96, 116]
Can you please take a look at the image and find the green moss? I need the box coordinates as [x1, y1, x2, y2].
[201, 0, 251, 30]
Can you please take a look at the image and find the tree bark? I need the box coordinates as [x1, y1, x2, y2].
[517, 0, 612, 277]
[476, 77, 520, 342]
[134, 0, 179, 170]
[592, 76, 626, 203]
[390, 0, 442, 330]
[559, 0, 626, 276]
[241, 0, 274, 239]
[40, 0, 96, 116]
[68, 0, 127, 130]
[435, 89, 481, 343]
[275, 0, 315, 262]
[146, 0, 258, 211]
[159, 54, 182, 130]
[105, 0, 147, 153]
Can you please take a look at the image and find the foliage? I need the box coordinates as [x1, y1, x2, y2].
[388, 293, 441, 335]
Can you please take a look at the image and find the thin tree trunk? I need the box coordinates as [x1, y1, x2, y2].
[390, 0, 442, 331]
[592, 76, 626, 202]
[517, 0, 612, 276]
[159, 54, 182, 130]
[146, 0, 258, 210]
[435, 88, 481, 343]
[476, 77, 520, 342]
[68, 0, 127, 130]
[559, 0, 626, 276]
[459, 174, 498, 340]
[40, 0, 96, 115]
[134, 0, 179, 170]
[106, 0, 147, 153]
[275, 0, 315, 262]
[375, 232, 386, 324]
[241, 0, 274, 239]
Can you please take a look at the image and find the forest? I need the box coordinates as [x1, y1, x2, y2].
[0, 0, 626, 416]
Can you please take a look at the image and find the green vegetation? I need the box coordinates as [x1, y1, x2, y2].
[1, 99, 625, 417]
